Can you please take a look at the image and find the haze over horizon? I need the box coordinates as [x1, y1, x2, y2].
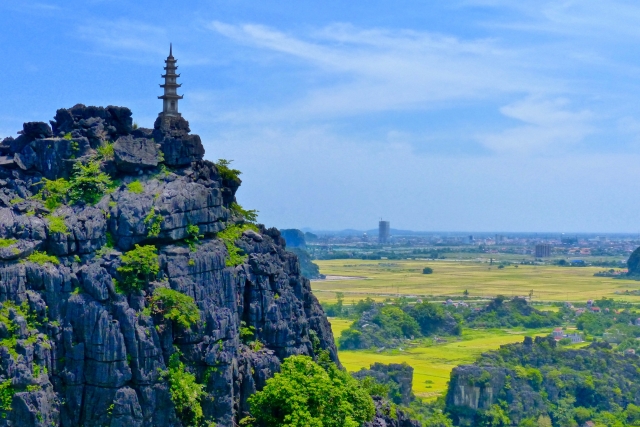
[4, 1, 640, 233]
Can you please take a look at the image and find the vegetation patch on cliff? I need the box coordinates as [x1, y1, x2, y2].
[117, 244, 159, 292]
[45, 214, 69, 235]
[163, 352, 206, 427]
[127, 180, 144, 194]
[214, 159, 241, 182]
[244, 355, 375, 427]
[0, 239, 17, 248]
[26, 251, 59, 265]
[68, 160, 112, 204]
[217, 223, 259, 267]
[150, 288, 200, 329]
[230, 202, 258, 223]
[447, 337, 640, 426]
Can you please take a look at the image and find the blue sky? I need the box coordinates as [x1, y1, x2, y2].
[4, 1, 640, 232]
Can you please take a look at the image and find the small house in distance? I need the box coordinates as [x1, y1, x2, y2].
[551, 328, 584, 343]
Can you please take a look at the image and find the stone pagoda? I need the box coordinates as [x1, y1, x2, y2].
[158, 44, 183, 128]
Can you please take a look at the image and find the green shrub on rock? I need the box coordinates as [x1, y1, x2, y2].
[0, 239, 17, 248]
[69, 160, 112, 205]
[214, 159, 241, 181]
[149, 288, 200, 329]
[144, 207, 163, 238]
[45, 214, 69, 235]
[127, 180, 144, 194]
[97, 141, 114, 160]
[36, 178, 70, 210]
[164, 352, 205, 427]
[27, 251, 59, 265]
[217, 224, 259, 267]
[230, 202, 258, 223]
[117, 245, 159, 292]
[0, 379, 13, 416]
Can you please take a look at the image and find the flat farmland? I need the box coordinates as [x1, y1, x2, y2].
[312, 259, 640, 303]
[327, 319, 549, 400]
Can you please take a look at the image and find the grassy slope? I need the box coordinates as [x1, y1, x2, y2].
[313, 259, 640, 303]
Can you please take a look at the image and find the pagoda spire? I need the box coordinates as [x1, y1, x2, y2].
[158, 43, 183, 118]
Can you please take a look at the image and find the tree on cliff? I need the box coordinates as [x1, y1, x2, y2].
[244, 355, 375, 427]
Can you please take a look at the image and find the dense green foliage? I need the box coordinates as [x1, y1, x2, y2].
[0, 379, 13, 417]
[409, 301, 462, 336]
[423, 267, 433, 274]
[36, 160, 112, 208]
[117, 245, 159, 292]
[27, 251, 59, 265]
[217, 223, 258, 267]
[245, 355, 375, 427]
[215, 159, 242, 182]
[576, 311, 614, 336]
[338, 299, 461, 350]
[164, 352, 205, 426]
[69, 160, 112, 204]
[447, 337, 640, 426]
[150, 288, 200, 329]
[340, 305, 420, 350]
[323, 293, 346, 317]
[0, 301, 44, 361]
[466, 296, 563, 329]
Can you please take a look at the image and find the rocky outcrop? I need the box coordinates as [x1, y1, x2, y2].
[444, 336, 640, 426]
[113, 136, 159, 173]
[153, 115, 204, 167]
[0, 106, 338, 427]
[280, 229, 306, 248]
[352, 362, 415, 405]
[364, 397, 421, 427]
[628, 246, 640, 276]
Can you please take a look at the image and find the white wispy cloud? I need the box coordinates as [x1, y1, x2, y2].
[77, 20, 168, 57]
[479, 97, 594, 154]
[206, 20, 601, 156]
[208, 21, 558, 117]
[1, 2, 61, 12]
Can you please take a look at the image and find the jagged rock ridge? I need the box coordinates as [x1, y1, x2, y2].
[0, 105, 338, 427]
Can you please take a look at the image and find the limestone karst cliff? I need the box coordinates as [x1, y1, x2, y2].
[0, 105, 339, 426]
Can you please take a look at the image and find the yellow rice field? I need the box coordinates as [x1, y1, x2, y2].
[313, 259, 640, 304]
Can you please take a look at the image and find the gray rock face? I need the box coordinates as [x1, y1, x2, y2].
[446, 364, 546, 426]
[153, 116, 204, 166]
[364, 397, 421, 427]
[353, 363, 415, 405]
[0, 105, 338, 427]
[113, 136, 159, 173]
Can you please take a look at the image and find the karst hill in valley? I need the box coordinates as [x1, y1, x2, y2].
[0, 48, 352, 427]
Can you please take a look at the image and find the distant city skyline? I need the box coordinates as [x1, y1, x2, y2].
[4, 1, 640, 232]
